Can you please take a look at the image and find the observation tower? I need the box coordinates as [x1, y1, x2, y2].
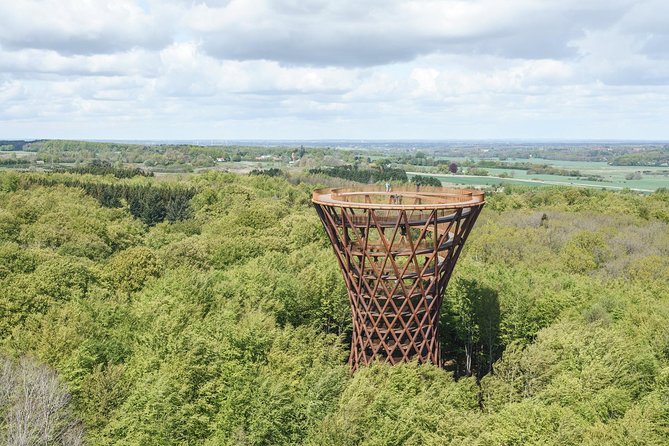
[312, 186, 485, 371]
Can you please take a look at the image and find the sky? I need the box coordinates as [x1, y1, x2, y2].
[1, 0, 668, 140]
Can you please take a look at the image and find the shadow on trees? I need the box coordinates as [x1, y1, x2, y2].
[440, 279, 501, 382]
[309, 165, 408, 183]
[19, 175, 195, 226]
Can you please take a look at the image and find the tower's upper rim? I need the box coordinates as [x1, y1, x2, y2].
[312, 186, 484, 210]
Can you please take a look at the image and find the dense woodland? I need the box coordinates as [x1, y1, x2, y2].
[309, 165, 408, 183]
[0, 168, 668, 445]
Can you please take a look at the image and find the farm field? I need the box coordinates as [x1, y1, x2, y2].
[412, 157, 669, 191]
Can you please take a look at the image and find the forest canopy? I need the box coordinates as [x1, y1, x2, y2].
[0, 170, 667, 445]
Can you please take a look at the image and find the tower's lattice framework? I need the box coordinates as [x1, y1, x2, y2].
[313, 187, 485, 370]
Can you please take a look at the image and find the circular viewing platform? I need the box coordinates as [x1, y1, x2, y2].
[312, 186, 484, 210]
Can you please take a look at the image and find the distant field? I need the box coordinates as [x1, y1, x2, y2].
[416, 156, 669, 191]
[3, 143, 668, 191]
[0, 150, 34, 158]
[408, 171, 663, 192]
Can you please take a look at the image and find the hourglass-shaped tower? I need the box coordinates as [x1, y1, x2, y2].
[313, 186, 485, 371]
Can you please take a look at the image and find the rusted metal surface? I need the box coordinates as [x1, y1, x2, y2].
[312, 186, 485, 371]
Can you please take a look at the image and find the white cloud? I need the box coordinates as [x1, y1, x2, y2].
[0, 0, 667, 139]
[0, 0, 172, 54]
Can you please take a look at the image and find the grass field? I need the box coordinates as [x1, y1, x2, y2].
[415, 157, 669, 191]
[407, 171, 665, 192]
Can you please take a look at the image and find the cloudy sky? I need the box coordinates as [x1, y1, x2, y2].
[1, 0, 668, 140]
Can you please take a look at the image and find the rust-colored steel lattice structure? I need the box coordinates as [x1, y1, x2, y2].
[313, 186, 485, 371]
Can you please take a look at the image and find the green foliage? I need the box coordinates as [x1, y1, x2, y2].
[309, 165, 408, 183]
[0, 185, 144, 258]
[249, 168, 284, 177]
[103, 247, 162, 294]
[0, 157, 31, 166]
[65, 160, 153, 178]
[468, 167, 490, 176]
[410, 174, 442, 187]
[560, 230, 609, 273]
[0, 255, 99, 337]
[442, 275, 501, 378]
[14, 173, 196, 225]
[0, 169, 667, 445]
[307, 363, 480, 446]
[613, 148, 669, 166]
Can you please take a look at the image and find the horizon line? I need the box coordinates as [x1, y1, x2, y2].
[5, 138, 669, 144]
